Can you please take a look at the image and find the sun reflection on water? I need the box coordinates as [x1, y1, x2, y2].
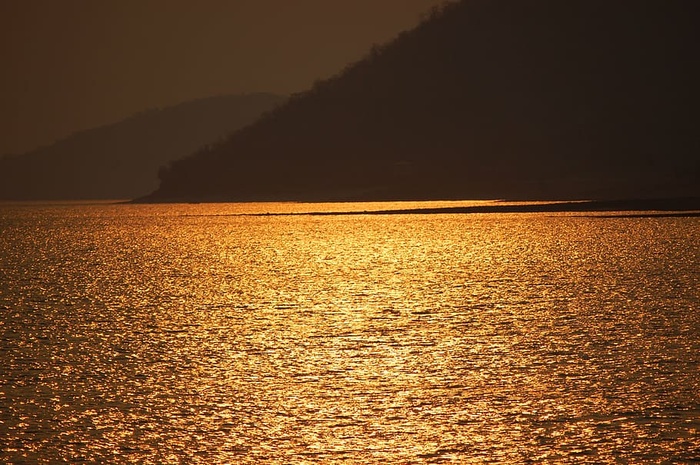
[0, 203, 698, 463]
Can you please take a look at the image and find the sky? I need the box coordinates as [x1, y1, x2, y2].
[0, 0, 447, 156]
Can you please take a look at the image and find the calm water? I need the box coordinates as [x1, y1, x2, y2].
[1, 202, 699, 464]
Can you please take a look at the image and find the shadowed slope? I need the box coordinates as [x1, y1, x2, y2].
[146, 0, 699, 202]
[0, 93, 284, 200]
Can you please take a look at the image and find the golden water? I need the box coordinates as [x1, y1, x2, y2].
[1, 202, 699, 463]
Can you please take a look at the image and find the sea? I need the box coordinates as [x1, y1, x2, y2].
[1, 201, 698, 464]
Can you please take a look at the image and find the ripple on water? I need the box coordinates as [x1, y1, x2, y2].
[0, 204, 698, 463]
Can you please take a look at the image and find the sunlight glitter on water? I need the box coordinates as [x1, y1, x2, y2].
[1, 203, 699, 463]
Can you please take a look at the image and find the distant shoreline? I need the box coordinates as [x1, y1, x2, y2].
[241, 197, 700, 217]
[5, 197, 699, 218]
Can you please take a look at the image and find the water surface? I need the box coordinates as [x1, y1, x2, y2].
[1, 202, 699, 463]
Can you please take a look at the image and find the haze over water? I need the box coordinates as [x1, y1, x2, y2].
[1, 202, 699, 463]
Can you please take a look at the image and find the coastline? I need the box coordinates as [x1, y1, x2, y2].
[5, 196, 699, 218]
[246, 197, 700, 217]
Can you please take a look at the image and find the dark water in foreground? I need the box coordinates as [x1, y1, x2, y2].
[1, 202, 699, 463]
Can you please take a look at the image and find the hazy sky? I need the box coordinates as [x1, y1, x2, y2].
[0, 0, 447, 155]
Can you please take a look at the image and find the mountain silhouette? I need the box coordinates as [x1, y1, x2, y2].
[0, 93, 284, 200]
[144, 0, 699, 202]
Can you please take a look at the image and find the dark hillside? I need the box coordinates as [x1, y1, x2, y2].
[0, 93, 284, 200]
[147, 0, 699, 202]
